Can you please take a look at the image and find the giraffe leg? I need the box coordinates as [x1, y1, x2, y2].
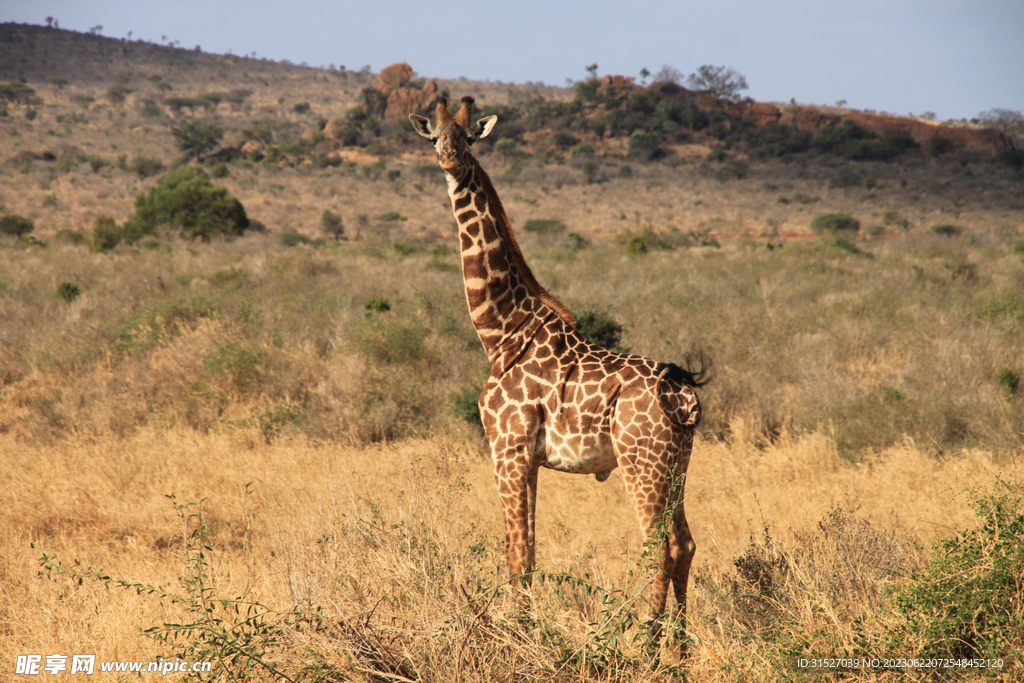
[492, 446, 538, 606]
[668, 500, 696, 661]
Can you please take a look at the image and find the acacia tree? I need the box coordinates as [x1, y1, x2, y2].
[978, 108, 1023, 133]
[686, 64, 749, 99]
[171, 121, 224, 162]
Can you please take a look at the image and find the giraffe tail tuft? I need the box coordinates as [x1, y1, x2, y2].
[655, 364, 703, 429]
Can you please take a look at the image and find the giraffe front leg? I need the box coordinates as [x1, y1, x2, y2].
[492, 444, 539, 604]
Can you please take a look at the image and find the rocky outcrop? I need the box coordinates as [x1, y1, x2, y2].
[734, 101, 1014, 154]
[597, 75, 640, 98]
[378, 62, 413, 95]
[384, 79, 439, 121]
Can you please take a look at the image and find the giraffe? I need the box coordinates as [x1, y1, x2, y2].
[410, 97, 704, 647]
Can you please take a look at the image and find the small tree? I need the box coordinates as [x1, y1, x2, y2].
[652, 64, 684, 85]
[977, 108, 1023, 133]
[686, 65, 749, 99]
[127, 166, 249, 242]
[320, 209, 344, 240]
[171, 121, 225, 162]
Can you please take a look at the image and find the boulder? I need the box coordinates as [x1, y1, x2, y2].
[323, 118, 346, 140]
[240, 140, 264, 154]
[384, 79, 439, 121]
[379, 62, 414, 95]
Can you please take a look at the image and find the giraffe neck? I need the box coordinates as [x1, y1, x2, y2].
[445, 157, 574, 366]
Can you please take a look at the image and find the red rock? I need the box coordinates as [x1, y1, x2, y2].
[378, 63, 413, 95]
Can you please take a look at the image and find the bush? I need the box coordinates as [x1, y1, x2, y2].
[926, 134, 952, 157]
[811, 213, 860, 235]
[171, 121, 225, 162]
[320, 209, 343, 238]
[450, 381, 484, 427]
[522, 218, 566, 234]
[628, 131, 661, 161]
[56, 282, 81, 303]
[130, 156, 164, 179]
[574, 309, 626, 353]
[891, 482, 1024, 661]
[996, 150, 1024, 172]
[92, 216, 126, 251]
[127, 166, 249, 242]
[930, 224, 962, 237]
[55, 229, 85, 245]
[0, 214, 34, 238]
[552, 131, 577, 148]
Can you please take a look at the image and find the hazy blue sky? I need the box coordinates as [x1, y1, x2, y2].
[4, 1, 1022, 120]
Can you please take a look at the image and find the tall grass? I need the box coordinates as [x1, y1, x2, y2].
[1, 232, 1021, 456]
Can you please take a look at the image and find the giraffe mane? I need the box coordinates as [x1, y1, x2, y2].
[469, 156, 577, 330]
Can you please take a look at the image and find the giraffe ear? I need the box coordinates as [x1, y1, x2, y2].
[409, 114, 434, 139]
[471, 115, 498, 140]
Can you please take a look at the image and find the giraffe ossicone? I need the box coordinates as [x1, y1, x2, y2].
[411, 96, 705, 652]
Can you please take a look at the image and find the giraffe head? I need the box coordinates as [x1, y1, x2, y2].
[410, 96, 497, 175]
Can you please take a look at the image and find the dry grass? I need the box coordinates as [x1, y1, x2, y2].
[2, 427, 1017, 681]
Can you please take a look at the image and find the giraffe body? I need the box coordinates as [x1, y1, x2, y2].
[411, 98, 702, 641]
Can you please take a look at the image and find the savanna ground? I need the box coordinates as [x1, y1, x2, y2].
[2, 23, 1024, 682]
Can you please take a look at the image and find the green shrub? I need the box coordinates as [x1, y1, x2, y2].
[494, 138, 520, 160]
[292, 102, 311, 114]
[279, 230, 313, 247]
[209, 162, 229, 179]
[127, 166, 249, 242]
[130, 156, 164, 179]
[171, 121, 225, 161]
[522, 218, 566, 234]
[320, 209, 343, 238]
[56, 282, 81, 303]
[350, 314, 428, 365]
[91, 215, 125, 251]
[203, 343, 266, 393]
[392, 241, 424, 257]
[996, 150, 1024, 172]
[364, 298, 392, 313]
[55, 229, 85, 245]
[574, 308, 626, 352]
[713, 160, 748, 182]
[997, 367, 1020, 398]
[625, 234, 648, 256]
[828, 168, 862, 189]
[627, 131, 661, 161]
[925, 134, 952, 157]
[115, 299, 217, 354]
[376, 212, 407, 222]
[810, 213, 860, 235]
[571, 143, 595, 158]
[891, 482, 1024, 661]
[552, 131, 577, 148]
[450, 380, 484, 427]
[0, 214, 34, 238]
[930, 224, 962, 237]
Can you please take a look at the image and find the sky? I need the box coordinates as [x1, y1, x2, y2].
[3, 0, 1023, 121]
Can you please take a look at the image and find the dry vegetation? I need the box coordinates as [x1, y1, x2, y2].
[1, 22, 1023, 682]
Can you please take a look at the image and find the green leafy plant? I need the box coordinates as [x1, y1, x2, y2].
[890, 481, 1024, 661]
[56, 282, 81, 303]
[811, 213, 860, 235]
[130, 156, 164, 179]
[574, 309, 626, 353]
[0, 214, 34, 239]
[522, 218, 566, 234]
[171, 120, 225, 162]
[127, 166, 249, 242]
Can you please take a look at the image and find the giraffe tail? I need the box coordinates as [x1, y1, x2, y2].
[655, 364, 703, 429]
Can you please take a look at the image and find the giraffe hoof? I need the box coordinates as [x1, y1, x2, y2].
[595, 470, 611, 482]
